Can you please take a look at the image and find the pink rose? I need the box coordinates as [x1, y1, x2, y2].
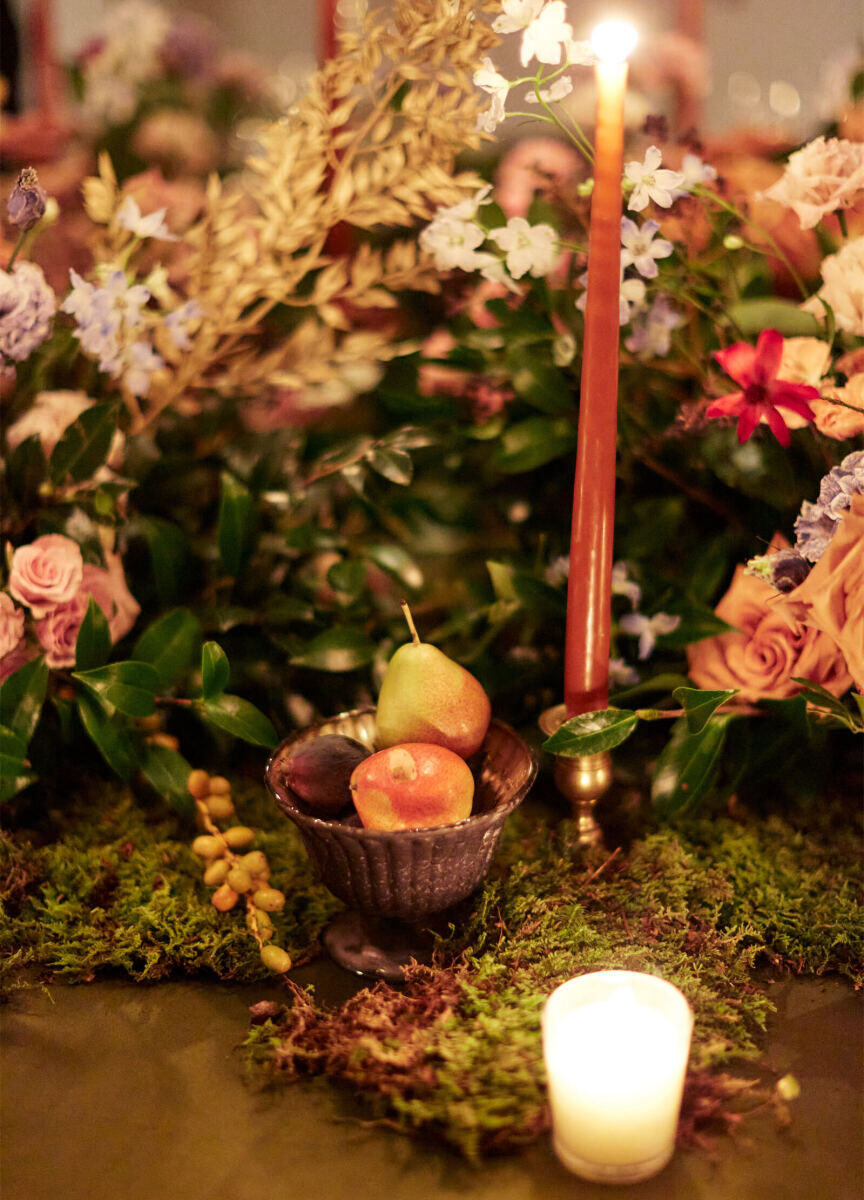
[35, 591, 89, 668]
[9, 534, 84, 618]
[81, 551, 140, 642]
[495, 137, 584, 219]
[0, 640, 37, 685]
[686, 538, 852, 702]
[0, 592, 25, 659]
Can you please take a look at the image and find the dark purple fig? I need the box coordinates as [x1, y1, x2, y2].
[282, 734, 371, 817]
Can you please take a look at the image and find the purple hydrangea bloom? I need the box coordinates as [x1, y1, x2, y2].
[0, 262, 56, 368]
[794, 450, 864, 562]
[6, 167, 47, 233]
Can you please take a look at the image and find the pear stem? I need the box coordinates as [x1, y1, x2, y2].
[400, 600, 422, 646]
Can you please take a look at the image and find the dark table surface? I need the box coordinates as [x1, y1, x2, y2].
[2, 963, 861, 1200]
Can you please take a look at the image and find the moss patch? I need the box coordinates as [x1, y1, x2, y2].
[2, 777, 861, 1159]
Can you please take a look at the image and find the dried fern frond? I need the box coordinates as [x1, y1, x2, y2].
[125, 0, 499, 430]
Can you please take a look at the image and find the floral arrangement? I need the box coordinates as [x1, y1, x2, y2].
[1, 0, 862, 825]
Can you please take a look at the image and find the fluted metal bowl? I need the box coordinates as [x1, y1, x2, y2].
[265, 707, 538, 921]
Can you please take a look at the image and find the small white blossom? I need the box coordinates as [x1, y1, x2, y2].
[609, 657, 639, 688]
[625, 146, 686, 212]
[123, 340, 164, 397]
[492, 0, 545, 34]
[544, 554, 569, 586]
[438, 185, 494, 223]
[625, 295, 685, 359]
[525, 76, 573, 104]
[552, 330, 576, 366]
[619, 611, 680, 659]
[163, 299, 203, 350]
[676, 153, 717, 194]
[474, 58, 509, 131]
[620, 217, 674, 279]
[611, 560, 641, 610]
[575, 270, 646, 324]
[487, 217, 559, 279]
[520, 1, 573, 67]
[564, 38, 594, 65]
[420, 216, 487, 272]
[115, 195, 178, 242]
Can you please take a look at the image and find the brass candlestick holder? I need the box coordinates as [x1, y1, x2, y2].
[538, 703, 612, 847]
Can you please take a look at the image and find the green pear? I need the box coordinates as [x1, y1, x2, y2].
[375, 603, 492, 758]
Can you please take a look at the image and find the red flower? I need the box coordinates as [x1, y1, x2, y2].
[706, 328, 819, 446]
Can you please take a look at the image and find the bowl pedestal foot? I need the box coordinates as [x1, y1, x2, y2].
[323, 910, 436, 982]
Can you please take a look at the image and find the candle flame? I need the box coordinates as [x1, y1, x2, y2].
[590, 19, 638, 64]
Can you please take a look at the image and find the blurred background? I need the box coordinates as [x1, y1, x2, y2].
[3, 0, 863, 136]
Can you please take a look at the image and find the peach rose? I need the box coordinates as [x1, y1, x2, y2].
[760, 136, 864, 231]
[804, 235, 864, 337]
[686, 538, 852, 702]
[812, 373, 864, 440]
[0, 592, 25, 659]
[774, 494, 864, 691]
[9, 534, 84, 618]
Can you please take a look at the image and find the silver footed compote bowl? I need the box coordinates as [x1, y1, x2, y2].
[265, 707, 537, 981]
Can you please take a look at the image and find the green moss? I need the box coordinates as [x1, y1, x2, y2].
[2, 777, 861, 1160]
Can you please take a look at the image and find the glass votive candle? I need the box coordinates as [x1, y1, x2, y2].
[542, 970, 693, 1185]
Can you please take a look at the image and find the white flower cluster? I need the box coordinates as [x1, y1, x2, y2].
[473, 0, 593, 132]
[0, 263, 56, 372]
[60, 267, 200, 399]
[79, 0, 172, 128]
[420, 188, 560, 287]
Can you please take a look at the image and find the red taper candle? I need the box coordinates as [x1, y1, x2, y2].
[564, 22, 637, 717]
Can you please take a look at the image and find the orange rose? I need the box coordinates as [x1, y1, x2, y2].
[774, 495, 864, 691]
[687, 538, 853, 702]
[812, 374, 864, 441]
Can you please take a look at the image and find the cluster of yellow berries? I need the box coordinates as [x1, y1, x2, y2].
[187, 769, 292, 974]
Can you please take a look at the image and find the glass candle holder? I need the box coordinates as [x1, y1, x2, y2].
[542, 970, 693, 1184]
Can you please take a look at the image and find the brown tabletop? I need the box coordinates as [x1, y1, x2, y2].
[1, 968, 861, 1200]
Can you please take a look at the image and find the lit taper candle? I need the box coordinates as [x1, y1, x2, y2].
[564, 19, 637, 717]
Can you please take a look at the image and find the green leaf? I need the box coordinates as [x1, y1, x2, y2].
[0, 656, 48, 743]
[133, 516, 188, 606]
[610, 672, 691, 702]
[199, 694, 278, 748]
[49, 402, 117, 484]
[289, 627, 376, 672]
[218, 472, 257, 576]
[77, 690, 139, 782]
[326, 557, 367, 599]
[201, 642, 230, 699]
[75, 597, 112, 671]
[73, 661, 159, 718]
[490, 417, 578, 474]
[365, 544, 424, 591]
[542, 708, 639, 757]
[367, 447, 413, 485]
[139, 744, 194, 816]
[657, 606, 738, 647]
[0, 724, 35, 803]
[487, 561, 566, 618]
[505, 350, 574, 416]
[673, 686, 739, 734]
[727, 299, 823, 338]
[6, 434, 48, 507]
[132, 608, 202, 688]
[791, 677, 863, 732]
[652, 715, 731, 817]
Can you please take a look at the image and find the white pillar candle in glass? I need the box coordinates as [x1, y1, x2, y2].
[542, 970, 693, 1184]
